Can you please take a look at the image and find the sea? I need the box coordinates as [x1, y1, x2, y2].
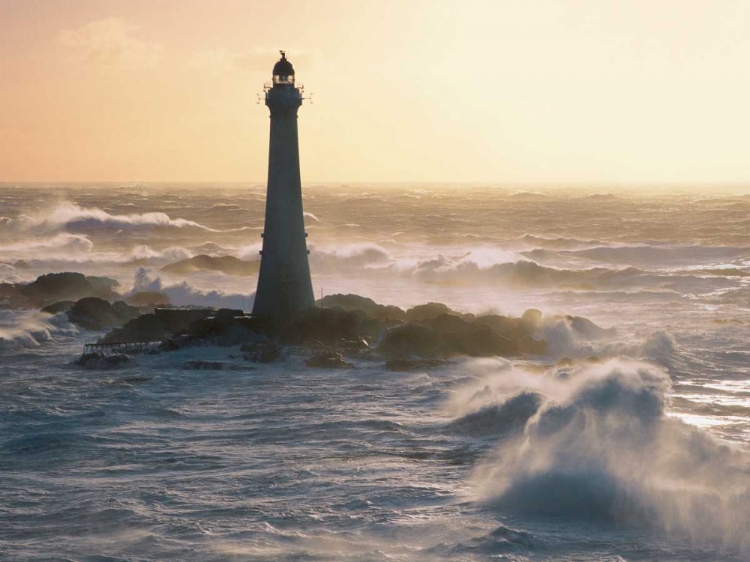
[1, 183, 749, 561]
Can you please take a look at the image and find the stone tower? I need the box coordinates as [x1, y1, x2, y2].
[252, 52, 315, 320]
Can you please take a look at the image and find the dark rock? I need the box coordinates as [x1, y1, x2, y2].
[160, 337, 184, 351]
[112, 301, 140, 320]
[155, 307, 216, 329]
[41, 301, 75, 315]
[423, 313, 473, 333]
[183, 314, 266, 346]
[67, 297, 139, 330]
[476, 314, 528, 336]
[405, 302, 474, 323]
[93, 293, 555, 361]
[306, 351, 355, 369]
[20, 272, 119, 306]
[281, 307, 389, 345]
[215, 308, 245, 319]
[101, 307, 214, 344]
[474, 313, 547, 354]
[78, 352, 135, 370]
[87, 276, 121, 294]
[385, 358, 448, 371]
[317, 293, 406, 321]
[442, 326, 521, 357]
[13, 260, 30, 270]
[378, 324, 442, 357]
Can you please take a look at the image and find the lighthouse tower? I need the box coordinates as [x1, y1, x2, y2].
[252, 51, 315, 320]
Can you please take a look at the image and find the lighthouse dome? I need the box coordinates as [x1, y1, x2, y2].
[273, 51, 294, 79]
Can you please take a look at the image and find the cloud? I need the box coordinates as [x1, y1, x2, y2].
[59, 17, 162, 68]
[190, 47, 313, 74]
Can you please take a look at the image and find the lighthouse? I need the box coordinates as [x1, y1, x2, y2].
[252, 51, 315, 320]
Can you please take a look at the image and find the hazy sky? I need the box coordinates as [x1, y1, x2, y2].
[1, 0, 749, 184]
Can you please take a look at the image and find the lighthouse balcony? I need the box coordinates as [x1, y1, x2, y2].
[264, 80, 304, 92]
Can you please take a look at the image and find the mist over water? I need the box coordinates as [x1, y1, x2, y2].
[1, 183, 750, 560]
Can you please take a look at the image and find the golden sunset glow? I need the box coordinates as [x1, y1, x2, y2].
[2, 0, 749, 184]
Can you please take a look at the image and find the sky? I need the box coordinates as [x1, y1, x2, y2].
[1, 0, 749, 185]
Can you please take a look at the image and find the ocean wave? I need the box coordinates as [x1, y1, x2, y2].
[0, 263, 21, 283]
[0, 311, 78, 349]
[310, 243, 392, 270]
[519, 234, 604, 250]
[236, 242, 393, 271]
[540, 318, 674, 363]
[525, 244, 750, 269]
[130, 268, 255, 310]
[0, 233, 94, 257]
[465, 360, 750, 551]
[130, 245, 194, 263]
[412, 258, 734, 293]
[1, 202, 218, 234]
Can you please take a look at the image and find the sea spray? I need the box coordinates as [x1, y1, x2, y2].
[0, 310, 79, 348]
[460, 360, 750, 551]
[130, 268, 255, 310]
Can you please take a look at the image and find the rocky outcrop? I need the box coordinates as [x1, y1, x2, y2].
[317, 293, 406, 321]
[179, 312, 268, 346]
[441, 326, 520, 356]
[405, 302, 475, 323]
[281, 306, 393, 345]
[161, 255, 259, 277]
[100, 307, 215, 344]
[378, 322, 524, 358]
[89, 292, 616, 363]
[1, 272, 121, 309]
[41, 301, 75, 315]
[315, 295, 533, 357]
[379, 324, 442, 357]
[67, 298, 140, 330]
[78, 353, 135, 370]
[21, 273, 119, 306]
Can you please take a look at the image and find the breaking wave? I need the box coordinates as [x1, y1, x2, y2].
[538, 316, 675, 363]
[0, 264, 21, 283]
[0, 233, 95, 257]
[519, 234, 603, 250]
[130, 268, 255, 311]
[524, 244, 750, 269]
[459, 360, 750, 551]
[129, 245, 194, 263]
[412, 257, 734, 293]
[310, 243, 392, 270]
[1, 202, 217, 234]
[0, 311, 79, 349]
